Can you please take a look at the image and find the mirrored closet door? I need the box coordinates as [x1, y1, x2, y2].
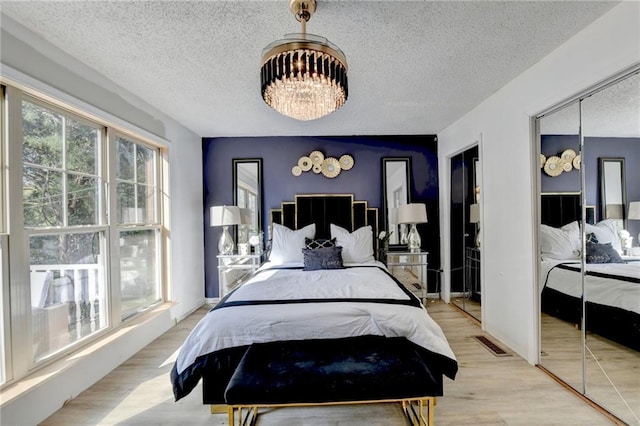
[450, 145, 481, 321]
[538, 69, 639, 425]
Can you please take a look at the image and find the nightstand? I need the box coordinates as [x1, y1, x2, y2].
[217, 253, 264, 298]
[386, 250, 428, 303]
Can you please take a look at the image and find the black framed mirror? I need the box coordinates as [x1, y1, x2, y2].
[599, 157, 626, 230]
[232, 158, 263, 250]
[381, 157, 411, 248]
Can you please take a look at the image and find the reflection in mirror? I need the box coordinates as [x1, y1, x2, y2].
[450, 145, 480, 321]
[538, 100, 583, 392]
[539, 69, 640, 424]
[598, 158, 626, 230]
[233, 159, 262, 249]
[581, 71, 639, 425]
[382, 158, 410, 246]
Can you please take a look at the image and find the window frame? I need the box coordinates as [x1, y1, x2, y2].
[1, 82, 168, 387]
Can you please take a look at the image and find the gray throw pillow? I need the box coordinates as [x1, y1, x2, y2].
[304, 237, 337, 250]
[302, 246, 344, 271]
[586, 242, 625, 264]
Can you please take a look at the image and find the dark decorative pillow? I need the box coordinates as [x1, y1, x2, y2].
[305, 237, 337, 250]
[586, 242, 625, 264]
[586, 233, 599, 244]
[302, 246, 344, 271]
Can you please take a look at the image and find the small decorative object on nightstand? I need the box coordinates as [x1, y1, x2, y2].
[386, 250, 428, 303]
[217, 252, 264, 298]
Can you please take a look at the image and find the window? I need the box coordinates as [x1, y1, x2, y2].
[116, 136, 161, 318]
[22, 98, 107, 362]
[1, 84, 167, 384]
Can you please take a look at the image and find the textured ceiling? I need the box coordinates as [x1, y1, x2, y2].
[1, 1, 620, 138]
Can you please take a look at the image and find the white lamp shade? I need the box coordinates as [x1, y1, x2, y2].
[397, 203, 428, 224]
[210, 205, 241, 227]
[628, 201, 640, 220]
[469, 203, 480, 224]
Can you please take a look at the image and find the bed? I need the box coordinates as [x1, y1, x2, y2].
[171, 194, 458, 423]
[540, 194, 640, 351]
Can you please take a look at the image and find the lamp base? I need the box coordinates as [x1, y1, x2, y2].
[407, 223, 421, 252]
[218, 226, 235, 255]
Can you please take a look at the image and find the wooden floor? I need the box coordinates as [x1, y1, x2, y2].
[40, 301, 615, 426]
[540, 312, 640, 425]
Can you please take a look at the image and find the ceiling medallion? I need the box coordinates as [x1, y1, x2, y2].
[260, 0, 348, 121]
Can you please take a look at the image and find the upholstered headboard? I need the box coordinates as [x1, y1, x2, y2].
[541, 192, 581, 227]
[270, 194, 379, 252]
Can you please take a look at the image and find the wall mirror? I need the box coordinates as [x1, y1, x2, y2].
[382, 157, 411, 247]
[538, 69, 639, 425]
[232, 158, 262, 247]
[598, 157, 626, 230]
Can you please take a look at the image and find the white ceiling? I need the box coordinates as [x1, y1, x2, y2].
[1, 1, 620, 138]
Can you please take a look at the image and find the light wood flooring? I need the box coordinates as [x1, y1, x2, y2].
[540, 312, 640, 425]
[39, 301, 618, 426]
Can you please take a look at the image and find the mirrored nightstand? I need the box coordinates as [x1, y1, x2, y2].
[385, 250, 428, 303]
[217, 253, 264, 298]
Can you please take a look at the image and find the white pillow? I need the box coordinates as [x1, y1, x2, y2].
[330, 224, 375, 263]
[540, 224, 580, 261]
[269, 223, 315, 263]
[586, 219, 623, 254]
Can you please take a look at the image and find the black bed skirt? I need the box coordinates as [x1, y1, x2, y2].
[541, 287, 640, 352]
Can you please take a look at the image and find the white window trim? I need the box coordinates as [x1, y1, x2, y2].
[1, 79, 169, 387]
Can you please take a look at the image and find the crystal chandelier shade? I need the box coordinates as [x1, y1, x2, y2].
[260, 0, 348, 121]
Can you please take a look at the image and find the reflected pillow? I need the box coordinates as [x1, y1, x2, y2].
[305, 237, 336, 250]
[586, 242, 625, 264]
[302, 246, 344, 271]
[540, 224, 580, 261]
[269, 223, 315, 263]
[330, 224, 374, 263]
[585, 220, 623, 255]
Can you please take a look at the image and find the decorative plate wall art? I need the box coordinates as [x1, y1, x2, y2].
[544, 156, 563, 177]
[309, 151, 324, 165]
[291, 150, 355, 178]
[573, 154, 581, 170]
[541, 148, 580, 177]
[298, 156, 312, 171]
[321, 157, 341, 178]
[339, 154, 354, 170]
[561, 149, 576, 163]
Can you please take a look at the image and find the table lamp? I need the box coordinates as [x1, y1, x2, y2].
[210, 205, 241, 255]
[469, 203, 480, 248]
[397, 203, 428, 251]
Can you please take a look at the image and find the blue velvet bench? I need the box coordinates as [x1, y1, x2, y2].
[223, 336, 440, 425]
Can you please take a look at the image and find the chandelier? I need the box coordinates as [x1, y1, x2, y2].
[260, 0, 348, 121]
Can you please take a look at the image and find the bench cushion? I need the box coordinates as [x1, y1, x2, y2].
[224, 336, 442, 405]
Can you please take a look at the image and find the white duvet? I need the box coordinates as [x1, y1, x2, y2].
[540, 259, 640, 315]
[175, 262, 457, 375]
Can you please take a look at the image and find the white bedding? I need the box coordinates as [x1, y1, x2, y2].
[175, 262, 456, 375]
[541, 258, 640, 315]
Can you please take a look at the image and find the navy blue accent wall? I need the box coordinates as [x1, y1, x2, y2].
[202, 135, 439, 298]
[541, 135, 640, 240]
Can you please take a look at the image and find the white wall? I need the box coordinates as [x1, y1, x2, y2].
[438, 2, 640, 363]
[1, 15, 205, 425]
